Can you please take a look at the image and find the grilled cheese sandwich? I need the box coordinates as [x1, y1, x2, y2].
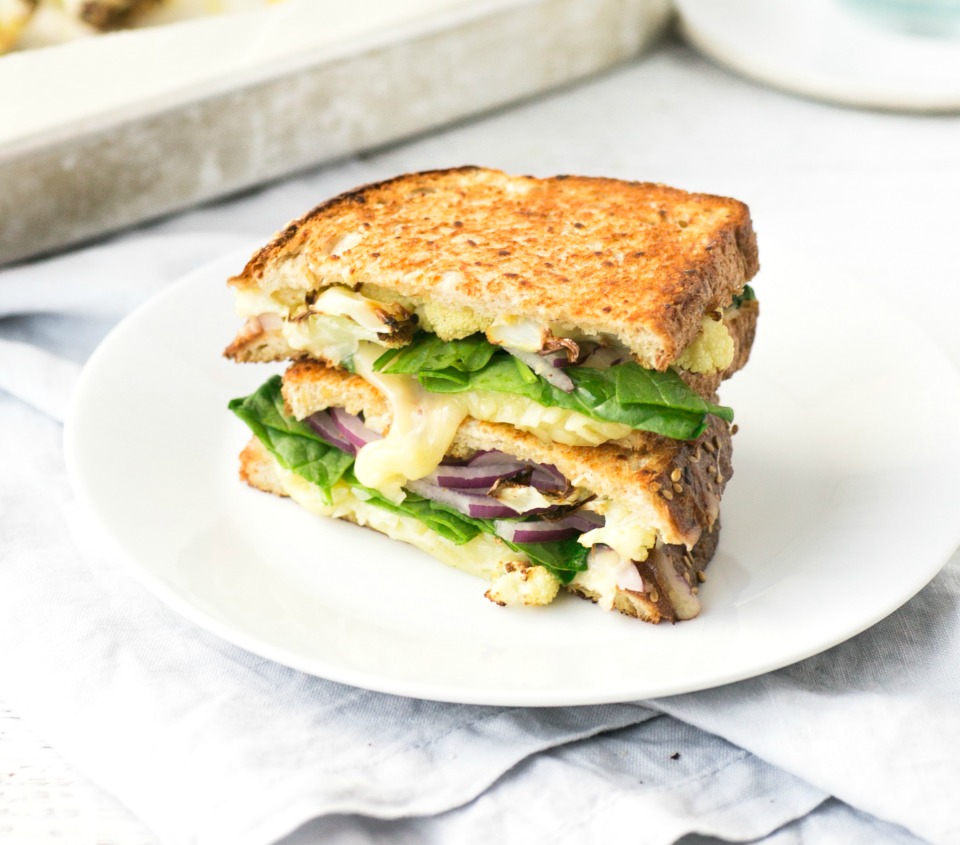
[226, 168, 759, 623]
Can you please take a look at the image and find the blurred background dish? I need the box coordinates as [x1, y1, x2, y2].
[676, 0, 960, 111]
[0, 0, 670, 265]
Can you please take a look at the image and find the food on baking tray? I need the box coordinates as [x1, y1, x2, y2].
[1, 0, 279, 53]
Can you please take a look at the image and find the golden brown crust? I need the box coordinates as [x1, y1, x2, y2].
[281, 361, 732, 548]
[228, 168, 759, 370]
[239, 438, 288, 496]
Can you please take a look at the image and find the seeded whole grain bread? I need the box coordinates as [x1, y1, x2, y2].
[281, 361, 732, 550]
[227, 167, 759, 371]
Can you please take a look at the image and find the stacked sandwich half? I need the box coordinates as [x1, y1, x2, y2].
[225, 167, 759, 623]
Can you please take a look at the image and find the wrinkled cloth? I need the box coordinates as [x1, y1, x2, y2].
[2, 42, 959, 845]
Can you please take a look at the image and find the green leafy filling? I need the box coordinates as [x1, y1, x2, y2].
[731, 284, 756, 308]
[373, 333, 732, 441]
[229, 376, 588, 583]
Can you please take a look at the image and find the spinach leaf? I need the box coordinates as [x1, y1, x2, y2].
[373, 332, 731, 440]
[731, 284, 756, 308]
[228, 376, 354, 503]
[229, 378, 589, 583]
[360, 490, 484, 545]
[506, 538, 589, 584]
[374, 333, 497, 375]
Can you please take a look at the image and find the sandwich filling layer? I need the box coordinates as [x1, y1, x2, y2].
[231, 375, 727, 620]
[231, 286, 744, 473]
[234, 283, 739, 379]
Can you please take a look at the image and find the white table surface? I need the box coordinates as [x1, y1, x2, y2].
[3, 29, 960, 845]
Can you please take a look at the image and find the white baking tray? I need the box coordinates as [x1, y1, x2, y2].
[0, 0, 670, 265]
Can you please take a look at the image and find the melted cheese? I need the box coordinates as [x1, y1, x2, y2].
[264, 451, 560, 606]
[283, 314, 379, 362]
[234, 286, 398, 364]
[579, 499, 657, 562]
[348, 343, 632, 497]
[460, 392, 631, 446]
[352, 344, 468, 499]
[234, 287, 302, 318]
[571, 546, 646, 611]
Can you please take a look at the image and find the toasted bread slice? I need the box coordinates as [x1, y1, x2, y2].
[227, 167, 758, 371]
[239, 435, 721, 624]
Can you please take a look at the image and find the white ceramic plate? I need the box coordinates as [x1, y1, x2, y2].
[65, 250, 960, 706]
[677, 0, 960, 112]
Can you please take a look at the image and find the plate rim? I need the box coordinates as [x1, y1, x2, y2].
[64, 247, 960, 706]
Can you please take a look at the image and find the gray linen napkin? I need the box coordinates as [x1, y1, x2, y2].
[0, 230, 952, 845]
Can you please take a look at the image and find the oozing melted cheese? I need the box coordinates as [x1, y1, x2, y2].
[352, 344, 468, 499]
[348, 341, 633, 495]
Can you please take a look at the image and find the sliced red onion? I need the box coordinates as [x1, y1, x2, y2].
[467, 451, 508, 466]
[529, 464, 568, 492]
[427, 462, 527, 489]
[329, 407, 381, 449]
[405, 479, 523, 518]
[539, 348, 574, 369]
[493, 509, 605, 544]
[561, 510, 605, 532]
[465, 452, 571, 494]
[503, 347, 575, 392]
[581, 345, 627, 369]
[256, 312, 283, 331]
[306, 411, 356, 454]
[494, 519, 579, 544]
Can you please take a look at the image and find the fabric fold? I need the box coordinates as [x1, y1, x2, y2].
[0, 400, 652, 845]
[1, 149, 957, 842]
[650, 563, 960, 845]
